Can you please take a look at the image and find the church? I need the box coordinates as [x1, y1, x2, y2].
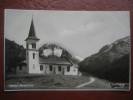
[17, 19, 80, 76]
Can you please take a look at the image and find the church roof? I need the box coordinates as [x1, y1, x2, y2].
[25, 19, 40, 41]
[39, 56, 72, 65]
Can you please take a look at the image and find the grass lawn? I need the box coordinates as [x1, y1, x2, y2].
[5, 74, 129, 90]
[5, 75, 91, 89]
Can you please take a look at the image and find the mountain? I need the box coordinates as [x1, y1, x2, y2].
[5, 38, 26, 74]
[79, 36, 130, 82]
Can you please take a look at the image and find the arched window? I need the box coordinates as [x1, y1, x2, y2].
[49, 65, 53, 71]
[33, 53, 35, 59]
[58, 66, 61, 71]
[40, 65, 43, 71]
[32, 43, 36, 49]
[67, 66, 70, 72]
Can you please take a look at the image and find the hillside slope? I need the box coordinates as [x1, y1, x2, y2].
[5, 38, 26, 74]
[79, 36, 130, 82]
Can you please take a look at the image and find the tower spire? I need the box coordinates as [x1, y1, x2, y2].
[25, 17, 39, 41]
[29, 18, 36, 37]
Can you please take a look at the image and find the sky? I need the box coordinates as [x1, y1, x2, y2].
[4, 9, 130, 59]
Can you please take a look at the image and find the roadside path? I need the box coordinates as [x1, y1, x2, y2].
[76, 77, 95, 88]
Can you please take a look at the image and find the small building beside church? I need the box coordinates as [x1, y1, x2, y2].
[17, 19, 80, 76]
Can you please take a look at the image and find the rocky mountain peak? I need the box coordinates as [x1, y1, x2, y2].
[98, 36, 130, 62]
[79, 36, 130, 82]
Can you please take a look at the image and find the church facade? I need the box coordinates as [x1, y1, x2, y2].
[22, 19, 79, 75]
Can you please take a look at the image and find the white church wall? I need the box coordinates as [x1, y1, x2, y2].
[45, 64, 52, 74]
[54, 65, 62, 75]
[39, 64, 47, 74]
[28, 50, 41, 74]
[39, 64, 79, 75]
[64, 65, 78, 75]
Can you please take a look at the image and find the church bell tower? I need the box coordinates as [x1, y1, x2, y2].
[25, 19, 40, 74]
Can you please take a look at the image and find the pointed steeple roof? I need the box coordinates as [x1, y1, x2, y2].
[25, 18, 39, 41]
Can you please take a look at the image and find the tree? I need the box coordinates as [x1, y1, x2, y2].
[5, 38, 26, 74]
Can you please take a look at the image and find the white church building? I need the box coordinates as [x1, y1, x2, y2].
[17, 19, 80, 76]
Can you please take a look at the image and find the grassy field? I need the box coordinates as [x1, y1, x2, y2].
[5, 74, 128, 90]
[5, 75, 91, 89]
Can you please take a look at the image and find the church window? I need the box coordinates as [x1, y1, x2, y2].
[49, 65, 53, 71]
[40, 65, 43, 71]
[32, 43, 36, 49]
[58, 66, 61, 71]
[33, 53, 35, 59]
[67, 66, 70, 72]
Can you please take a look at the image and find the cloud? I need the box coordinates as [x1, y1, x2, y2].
[59, 21, 102, 37]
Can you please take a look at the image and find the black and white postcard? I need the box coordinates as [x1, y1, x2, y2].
[4, 9, 131, 91]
